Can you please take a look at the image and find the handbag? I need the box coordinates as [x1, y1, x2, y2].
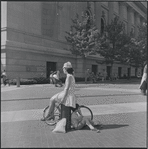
[140, 80, 147, 90]
[52, 118, 66, 133]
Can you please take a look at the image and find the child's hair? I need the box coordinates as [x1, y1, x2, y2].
[71, 104, 79, 112]
[65, 68, 74, 75]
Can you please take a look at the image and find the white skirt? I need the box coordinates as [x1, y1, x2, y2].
[53, 91, 77, 108]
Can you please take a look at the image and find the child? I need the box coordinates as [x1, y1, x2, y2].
[71, 104, 102, 133]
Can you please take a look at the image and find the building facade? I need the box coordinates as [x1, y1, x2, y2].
[1, 1, 147, 79]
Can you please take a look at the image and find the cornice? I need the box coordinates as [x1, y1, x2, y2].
[134, 2, 147, 13]
[126, 2, 147, 19]
[101, 3, 109, 11]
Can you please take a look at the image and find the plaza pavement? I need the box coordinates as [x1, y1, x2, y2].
[1, 79, 147, 148]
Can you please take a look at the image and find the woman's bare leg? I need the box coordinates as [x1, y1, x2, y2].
[46, 97, 57, 116]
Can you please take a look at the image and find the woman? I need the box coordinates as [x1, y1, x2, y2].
[71, 104, 102, 133]
[52, 70, 63, 87]
[41, 62, 77, 121]
[139, 62, 147, 95]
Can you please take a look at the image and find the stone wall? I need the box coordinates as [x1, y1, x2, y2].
[1, 2, 146, 79]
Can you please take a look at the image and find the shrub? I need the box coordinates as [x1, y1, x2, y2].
[75, 77, 85, 82]
[33, 77, 50, 84]
[9, 78, 37, 85]
[9, 76, 87, 85]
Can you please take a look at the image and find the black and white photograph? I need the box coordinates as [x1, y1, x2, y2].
[1, 0, 147, 148]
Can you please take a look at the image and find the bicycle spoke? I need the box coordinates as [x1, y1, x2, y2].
[43, 106, 60, 126]
[79, 106, 93, 120]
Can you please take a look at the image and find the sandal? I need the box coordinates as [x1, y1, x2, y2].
[40, 115, 54, 121]
[91, 128, 100, 133]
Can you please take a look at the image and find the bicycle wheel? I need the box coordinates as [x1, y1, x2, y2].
[43, 106, 60, 126]
[78, 105, 93, 120]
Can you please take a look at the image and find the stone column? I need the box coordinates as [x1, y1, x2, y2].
[108, 2, 114, 23]
[134, 12, 139, 37]
[95, 2, 101, 32]
[119, 2, 125, 22]
[127, 6, 133, 35]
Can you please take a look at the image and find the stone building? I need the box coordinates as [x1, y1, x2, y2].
[1, 1, 147, 79]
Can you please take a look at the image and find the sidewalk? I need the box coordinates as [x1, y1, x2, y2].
[1, 81, 147, 148]
[1, 112, 146, 147]
[1, 79, 141, 101]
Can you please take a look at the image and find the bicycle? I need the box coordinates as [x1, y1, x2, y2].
[43, 103, 93, 126]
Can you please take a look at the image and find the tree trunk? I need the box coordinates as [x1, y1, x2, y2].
[83, 56, 86, 77]
[110, 63, 113, 81]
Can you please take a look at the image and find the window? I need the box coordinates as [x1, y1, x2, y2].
[85, 10, 91, 30]
[130, 27, 135, 37]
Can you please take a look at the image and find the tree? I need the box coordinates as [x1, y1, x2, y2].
[137, 21, 147, 67]
[117, 38, 143, 79]
[65, 11, 101, 73]
[119, 22, 147, 71]
[98, 16, 131, 79]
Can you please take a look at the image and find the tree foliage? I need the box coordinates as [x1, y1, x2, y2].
[65, 12, 101, 58]
[119, 21, 147, 68]
[137, 21, 147, 66]
[98, 16, 131, 65]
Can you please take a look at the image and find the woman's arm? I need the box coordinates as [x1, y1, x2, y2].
[61, 75, 72, 104]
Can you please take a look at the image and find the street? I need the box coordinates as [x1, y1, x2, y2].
[1, 80, 147, 148]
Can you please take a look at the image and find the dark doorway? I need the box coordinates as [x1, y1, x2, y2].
[107, 66, 111, 78]
[127, 68, 131, 78]
[46, 62, 56, 78]
[118, 67, 122, 78]
[92, 65, 97, 75]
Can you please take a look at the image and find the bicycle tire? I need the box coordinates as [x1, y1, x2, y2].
[78, 105, 93, 120]
[43, 106, 60, 126]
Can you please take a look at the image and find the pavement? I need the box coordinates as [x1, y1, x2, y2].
[1, 79, 147, 148]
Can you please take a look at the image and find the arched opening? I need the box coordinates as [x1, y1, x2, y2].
[101, 18, 105, 35]
[85, 10, 91, 30]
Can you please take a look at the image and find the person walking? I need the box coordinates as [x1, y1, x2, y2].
[102, 69, 107, 81]
[2, 70, 7, 86]
[85, 69, 90, 84]
[52, 70, 63, 87]
[139, 62, 147, 95]
[41, 62, 77, 121]
[49, 71, 55, 84]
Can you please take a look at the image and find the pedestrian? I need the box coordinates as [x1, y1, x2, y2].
[50, 71, 54, 84]
[71, 104, 102, 132]
[52, 70, 63, 87]
[2, 70, 7, 86]
[41, 62, 77, 121]
[96, 72, 100, 81]
[104, 70, 107, 81]
[139, 62, 147, 95]
[90, 72, 97, 83]
[85, 69, 90, 84]
[113, 73, 118, 80]
[102, 69, 107, 81]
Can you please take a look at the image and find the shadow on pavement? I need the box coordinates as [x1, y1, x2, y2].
[81, 124, 129, 131]
[68, 124, 129, 133]
[98, 124, 129, 130]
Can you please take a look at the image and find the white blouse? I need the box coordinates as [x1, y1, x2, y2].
[63, 74, 77, 108]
